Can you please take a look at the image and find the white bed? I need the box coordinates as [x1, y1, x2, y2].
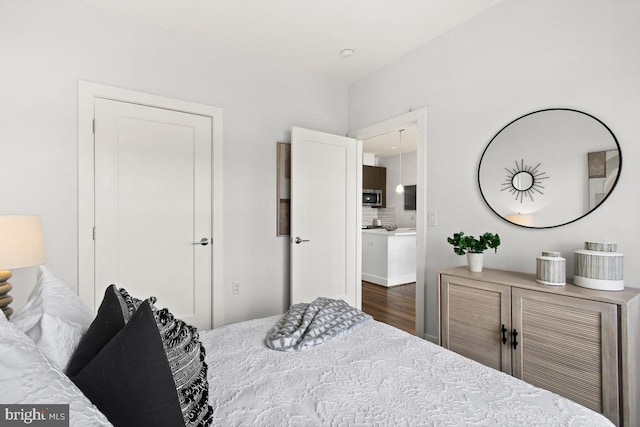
[203, 316, 613, 426]
[1, 268, 614, 426]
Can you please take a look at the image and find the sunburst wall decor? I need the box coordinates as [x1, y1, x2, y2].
[501, 159, 549, 202]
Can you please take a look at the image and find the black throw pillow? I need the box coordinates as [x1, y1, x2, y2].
[67, 286, 213, 427]
[66, 285, 139, 377]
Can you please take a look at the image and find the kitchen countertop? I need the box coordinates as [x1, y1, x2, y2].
[362, 228, 416, 236]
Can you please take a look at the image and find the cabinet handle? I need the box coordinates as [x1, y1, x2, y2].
[512, 329, 519, 350]
[501, 324, 508, 345]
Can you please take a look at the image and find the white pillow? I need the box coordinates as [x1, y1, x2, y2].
[0, 315, 112, 426]
[10, 266, 95, 370]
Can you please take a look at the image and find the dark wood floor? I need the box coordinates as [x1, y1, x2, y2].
[362, 281, 415, 334]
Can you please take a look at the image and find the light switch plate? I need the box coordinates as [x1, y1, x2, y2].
[428, 212, 438, 226]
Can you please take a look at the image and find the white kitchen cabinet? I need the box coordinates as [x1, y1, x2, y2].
[362, 229, 416, 286]
[438, 266, 640, 426]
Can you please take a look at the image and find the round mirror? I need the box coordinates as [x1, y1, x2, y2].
[478, 108, 622, 228]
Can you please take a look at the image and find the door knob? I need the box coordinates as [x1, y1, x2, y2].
[193, 238, 209, 246]
[293, 236, 310, 244]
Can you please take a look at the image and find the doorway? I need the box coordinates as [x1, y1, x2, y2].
[361, 126, 417, 334]
[348, 109, 427, 338]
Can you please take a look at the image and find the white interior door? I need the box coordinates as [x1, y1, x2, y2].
[94, 98, 212, 329]
[290, 127, 361, 308]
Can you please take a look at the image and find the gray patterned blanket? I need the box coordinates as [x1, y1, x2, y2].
[265, 297, 372, 351]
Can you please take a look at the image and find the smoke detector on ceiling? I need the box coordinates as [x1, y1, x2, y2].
[340, 48, 354, 58]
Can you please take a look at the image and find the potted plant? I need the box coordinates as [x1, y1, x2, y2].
[446, 232, 501, 272]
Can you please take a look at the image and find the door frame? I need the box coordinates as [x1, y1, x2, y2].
[77, 81, 224, 327]
[348, 108, 427, 339]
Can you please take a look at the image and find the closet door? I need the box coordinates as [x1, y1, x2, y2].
[512, 288, 619, 425]
[94, 98, 213, 330]
[440, 275, 512, 374]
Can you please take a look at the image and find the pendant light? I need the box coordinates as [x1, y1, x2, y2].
[395, 129, 405, 193]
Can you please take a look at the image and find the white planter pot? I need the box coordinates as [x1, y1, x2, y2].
[467, 253, 485, 272]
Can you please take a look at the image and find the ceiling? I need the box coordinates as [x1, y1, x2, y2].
[364, 125, 417, 158]
[83, 0, 502, 84]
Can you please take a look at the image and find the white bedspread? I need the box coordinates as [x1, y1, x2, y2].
[203, 316, 613, 426]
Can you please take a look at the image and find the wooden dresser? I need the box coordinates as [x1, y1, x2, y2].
[437, 267, 640, 426]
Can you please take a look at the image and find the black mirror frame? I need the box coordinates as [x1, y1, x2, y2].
[478, 108, 622, 229]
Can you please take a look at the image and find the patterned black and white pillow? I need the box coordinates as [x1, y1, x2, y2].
[67, 285, 213, 427]
[152, 303, 211, 426]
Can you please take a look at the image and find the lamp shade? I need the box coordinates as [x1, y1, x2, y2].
[0, 215, 46, 270]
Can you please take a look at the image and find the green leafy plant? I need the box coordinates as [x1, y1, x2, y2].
[447, 232, 501, 255]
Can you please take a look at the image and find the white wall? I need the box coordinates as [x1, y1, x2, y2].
[4, 0, 638, 336]
[0, 0, 347, 322]
[348, 0, 640, 339]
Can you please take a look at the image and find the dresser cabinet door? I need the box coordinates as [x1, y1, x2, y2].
[511, 288, 619, 425]
[440, 275, 512, 374]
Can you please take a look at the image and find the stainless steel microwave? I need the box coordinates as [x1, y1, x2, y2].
[362, 189, 382, 207]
